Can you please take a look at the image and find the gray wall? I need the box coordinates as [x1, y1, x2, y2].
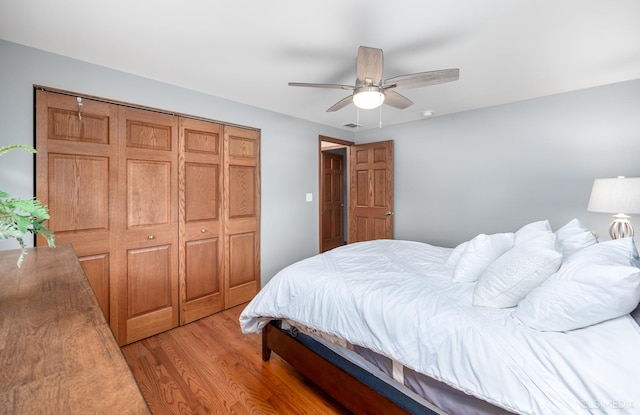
[0, 39, 348, 284]
[360, 78, 640, 247]
[2, 39, 640, 286]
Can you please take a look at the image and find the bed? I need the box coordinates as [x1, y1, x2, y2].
[240, 219, 640, 414]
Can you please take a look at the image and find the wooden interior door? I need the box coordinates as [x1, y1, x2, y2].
[348, 140, 394, 243]
[35, 90, 117, 321]
[321, 152, 346, 252]
[179, 118, 224, 324]
[115, 106, 179, 344]
[223, 126, 260, 308]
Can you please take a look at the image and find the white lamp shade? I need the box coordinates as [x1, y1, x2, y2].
[352, 87, 385, 109]
[587, 177, 640, 214]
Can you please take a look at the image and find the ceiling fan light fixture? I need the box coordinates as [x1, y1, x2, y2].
[289, 46, 459, 114]
[353, 86, 385, 109]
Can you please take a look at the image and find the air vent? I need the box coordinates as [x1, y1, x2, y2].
[342, 122, 361, 129]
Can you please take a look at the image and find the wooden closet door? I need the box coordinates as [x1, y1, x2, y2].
[223, 126, 260, 308]
[35, 91, 117, 321]
[114, 107, 179, 345]
[179, 118, 224, 324]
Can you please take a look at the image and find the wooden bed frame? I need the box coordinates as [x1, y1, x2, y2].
[261, 320, 438, 415]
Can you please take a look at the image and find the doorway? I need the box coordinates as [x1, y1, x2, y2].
[319, 136, 353, 253]
[319, 136, 395, 253]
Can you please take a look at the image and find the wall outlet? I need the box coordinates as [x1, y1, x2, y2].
[306, 193, 313, 202]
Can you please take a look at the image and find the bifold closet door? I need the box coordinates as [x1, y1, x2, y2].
[36, 88, 261, 344]
[179, 118, 224, 324]
[35, 91, 117, 321]
[113, 106, 179, 345]
[223, 126, 260, 308]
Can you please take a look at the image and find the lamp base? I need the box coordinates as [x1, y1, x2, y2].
[609, 213, 634, 239]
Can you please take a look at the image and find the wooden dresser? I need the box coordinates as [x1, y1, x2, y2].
[0, 244, 149, 414]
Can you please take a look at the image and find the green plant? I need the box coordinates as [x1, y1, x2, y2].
[0, 144, 55, 266]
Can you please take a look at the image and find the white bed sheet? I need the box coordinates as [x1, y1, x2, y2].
[240, 240, 640, 414]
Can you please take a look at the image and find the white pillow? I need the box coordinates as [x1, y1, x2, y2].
[453, 233, 513, 282]
[445, 241, 469, 268]
[513, 262, 640, 331]
[565, 237, 640, 268]
[473, 232, 562, 308]
[514, 220, 551, 245]
[554, 218, 598, 258]
[452, 233, 514, 283]
[554, 218, 588, 240]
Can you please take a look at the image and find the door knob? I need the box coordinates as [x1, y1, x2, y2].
[384, 211, 393, 216]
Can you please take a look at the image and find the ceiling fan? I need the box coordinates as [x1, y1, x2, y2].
[289, 46, 459, 112]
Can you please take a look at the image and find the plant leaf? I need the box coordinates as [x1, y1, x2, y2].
[0, 144, 54, 266]
[12, 199, 51, 218]
[0, 144, 36, 157]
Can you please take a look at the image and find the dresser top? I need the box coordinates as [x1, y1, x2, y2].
[0, 244, 149, 414]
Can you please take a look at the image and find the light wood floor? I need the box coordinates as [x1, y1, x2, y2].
[121, 305, 351, 415]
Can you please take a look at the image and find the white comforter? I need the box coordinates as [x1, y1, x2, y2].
[240, 240, 640, 414]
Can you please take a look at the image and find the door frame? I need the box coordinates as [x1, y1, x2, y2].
[319, 135, 354, 253]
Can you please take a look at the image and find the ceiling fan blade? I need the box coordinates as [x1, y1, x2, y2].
[326, 95, 353, 112]
[384, 68, 459, 90]
[288, 82, 354, 90]
[384, 91, 413, 110]
[356, 46, 383, 85]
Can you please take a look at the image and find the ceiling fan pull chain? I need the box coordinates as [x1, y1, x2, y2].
[379, 104, 382, 128]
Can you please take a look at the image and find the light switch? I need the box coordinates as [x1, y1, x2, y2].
[306, 193, 313, 202]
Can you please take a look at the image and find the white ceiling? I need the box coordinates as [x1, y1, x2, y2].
[2, 0, 640, 130]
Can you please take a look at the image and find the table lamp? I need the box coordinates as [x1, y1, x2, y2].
[587, 176, 640, 239]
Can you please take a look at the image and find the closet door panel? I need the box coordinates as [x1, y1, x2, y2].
[182, 238, 221, 322]
[47, 105, 110, 144]
[229, 231, 257, 285]
[179, 118, 224, 324]
[224, 126, 260, 308]
[127, 245, 173, 316]
[126, 120, 172, 151]
[47, 154, 109, 233]
[185, 239, 220, 299]
[115, 107, 179, 345]
[185, 163, 219, 222]
[78, 253, 110, 319]
[228, 166, 257, 217]
[126, 159, 172, 227]
[35, 90, 117, 322]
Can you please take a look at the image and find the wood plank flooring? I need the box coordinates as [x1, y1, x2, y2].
[121, 304, 351, 415]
